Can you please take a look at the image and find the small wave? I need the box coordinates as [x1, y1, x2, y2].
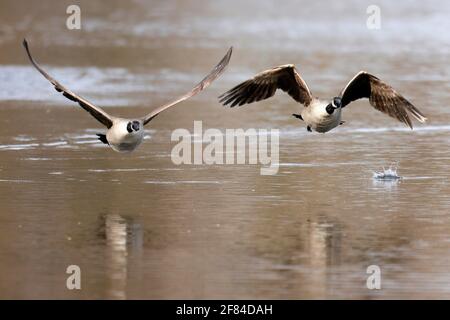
[279, 162, 365, 168]
[74, 140, 101, 145]
[42, 141, 68, 147]
[13, 135, 36, 142]
[144, 181, 176, 185]
[282, 125, 450, 138]
[88, 168, 158, 172]
[144, 180, 221, 185]
[67, 134, 98, 139]
[0, 179, 34, 183]
[0, 143, 40, 151]
[348, 125, 450, 134]
[22, 157, 53, 161]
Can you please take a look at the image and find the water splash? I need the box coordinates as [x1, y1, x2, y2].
[372, 163, 402, 181]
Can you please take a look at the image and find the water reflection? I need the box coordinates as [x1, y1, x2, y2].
[0, 0, 449, 299]
[99, 214, 143, 300]
[371, 178, 401, 191]
[305, 219, 342, 297]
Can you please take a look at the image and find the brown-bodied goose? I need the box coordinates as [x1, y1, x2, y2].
[219, 64, 426, 133]
[23, 39, 232, 152]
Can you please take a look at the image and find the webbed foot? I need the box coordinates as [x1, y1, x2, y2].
[96, 134, 109, 145]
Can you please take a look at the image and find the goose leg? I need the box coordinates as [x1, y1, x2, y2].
[96, 134, 109, 145]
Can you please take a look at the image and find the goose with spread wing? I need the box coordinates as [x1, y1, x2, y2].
[219, 64, 426, 133]
[24, 39, 232, 152]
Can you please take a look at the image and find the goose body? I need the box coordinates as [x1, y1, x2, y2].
[219, 64, 427, 132]
[105, 119, 145, 152]
[23, 39, 232, 152]
[301, 99, 343, 133]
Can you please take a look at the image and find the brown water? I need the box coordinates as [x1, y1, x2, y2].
[0, 0, 449, 299]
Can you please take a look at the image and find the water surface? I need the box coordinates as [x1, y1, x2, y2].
[0, 0, 449, 299]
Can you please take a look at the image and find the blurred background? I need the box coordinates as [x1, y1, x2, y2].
[0, 0, 449, 299]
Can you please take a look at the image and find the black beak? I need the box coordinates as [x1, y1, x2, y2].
[333, 98, 342, 109]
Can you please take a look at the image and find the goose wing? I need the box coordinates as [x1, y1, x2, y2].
[219, 64, 313, 108]
[142, 47, 233, 125]
[23, 39, 114, 128]
[340, 71, 426, 128]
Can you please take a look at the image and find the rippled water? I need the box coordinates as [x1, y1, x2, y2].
[0, 0, 449, 299]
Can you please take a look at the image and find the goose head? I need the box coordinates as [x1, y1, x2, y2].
[126, 120, 141, 133]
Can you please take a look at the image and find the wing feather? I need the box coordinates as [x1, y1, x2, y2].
[340, 71, 426, 128]
[23, 39, 114, 128]
[219, 64, 313, 108]
[142, 47, 232, 125]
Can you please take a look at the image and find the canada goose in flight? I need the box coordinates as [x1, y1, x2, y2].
[219, 64, 426, 133]
[23, 39, 232, 152]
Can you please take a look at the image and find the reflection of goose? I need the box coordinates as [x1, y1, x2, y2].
[105, 214, 127, 252]
[306, 220, 342, 297]
[219, 65, 426, 132]
[104, 214, 128, 300]
[103, 214, 143, 300]
[23, 39, 232, 152]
